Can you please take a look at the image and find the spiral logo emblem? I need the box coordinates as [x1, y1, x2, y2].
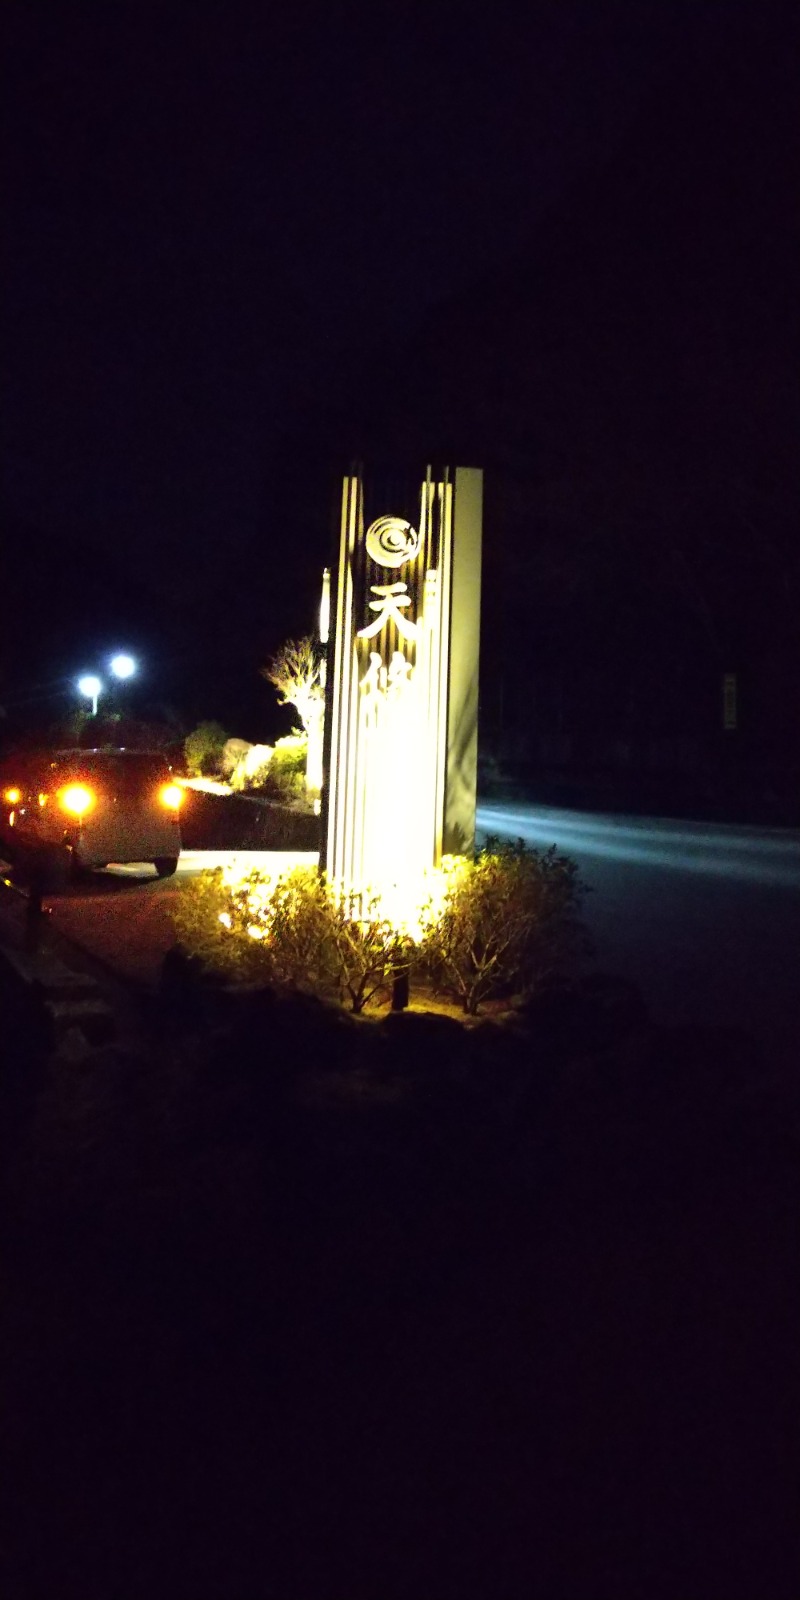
[365, 515, 420, 569]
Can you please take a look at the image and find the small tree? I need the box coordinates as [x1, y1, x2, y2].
[262, 637, 323, 734]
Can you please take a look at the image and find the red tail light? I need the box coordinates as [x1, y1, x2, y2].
[159, 783, 183, 811]
[58, 783, 95, 817]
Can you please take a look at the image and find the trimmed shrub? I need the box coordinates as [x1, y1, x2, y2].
[171, 840, 586, 1019]
[220, 737, 252, 778]
[171, 865, 413, 1014]
[259, 733, 308, 802]
[321, 891, 413, 1015]
[170, 868, 267, 983]
[230, 743, 274, 793]
[420, 839, 586, 1015]
[184, 721, 228, 777]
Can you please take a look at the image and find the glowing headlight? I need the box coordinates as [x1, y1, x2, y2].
[4, 787, 21, 805]
[58, 784, 95, 817]
[159, 783, 183, 811]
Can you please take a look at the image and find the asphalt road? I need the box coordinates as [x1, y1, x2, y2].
[41, 850, 318, 986]
[478, 800, 800, 1067]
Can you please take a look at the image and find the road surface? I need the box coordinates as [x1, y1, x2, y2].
[39, 851, 317, 986]
[478, 800, 800, 1066]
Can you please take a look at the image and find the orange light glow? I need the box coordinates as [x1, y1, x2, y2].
[58, 783, 95, 817]
[159, 783, 183, 811]
[4, 787, 21, 805]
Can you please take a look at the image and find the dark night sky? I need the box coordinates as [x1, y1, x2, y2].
[0, 2, 788, 737]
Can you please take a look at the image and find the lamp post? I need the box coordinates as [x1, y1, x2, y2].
[77, 674, 103, 717]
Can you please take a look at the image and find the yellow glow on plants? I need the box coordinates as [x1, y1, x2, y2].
[212, 850, 450, 953]
[176, 838, 582, 1018]
[324, 854, 464, 948]
[219, 851, 318, 893]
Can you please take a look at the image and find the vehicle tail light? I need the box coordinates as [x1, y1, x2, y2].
[4, 787, 21, 805]
[159, 783, 183, 811]
[58, 783, 95, 817]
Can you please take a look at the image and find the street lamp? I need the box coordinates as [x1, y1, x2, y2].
[78, 674, 103, 717]
[110, 653, 136, 680]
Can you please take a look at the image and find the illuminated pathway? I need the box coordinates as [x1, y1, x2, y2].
[477, 800, 800, 1065]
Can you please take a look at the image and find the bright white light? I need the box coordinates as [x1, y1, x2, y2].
[77, 673, 103, 715]
[319, 567, 331, 645]
[110, 654, 136, 679]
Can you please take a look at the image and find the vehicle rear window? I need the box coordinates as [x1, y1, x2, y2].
[92, 755, 169, 797]
[49, 753, 170, 797]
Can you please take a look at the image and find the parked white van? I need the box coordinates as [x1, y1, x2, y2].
[4, 748, 183, 883]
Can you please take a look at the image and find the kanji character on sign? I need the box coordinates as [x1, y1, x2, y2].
[357, 582, 418, 641]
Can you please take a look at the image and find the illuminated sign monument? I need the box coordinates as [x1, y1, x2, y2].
[321, 466, 483, 919]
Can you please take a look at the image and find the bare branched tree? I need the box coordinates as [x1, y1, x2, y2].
[261, 637, 323, 733]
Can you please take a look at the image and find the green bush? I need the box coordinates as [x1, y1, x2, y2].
[171, 865, 412, 1014]
[259, 733, 308, 802]
[229, 744, 274, 793]
[420, 838, 586, 1015]
[254, 866, 338, 994]
[172, 840, 585, 1019]
[184, 720, 228, 777]
[322, 889, 412, 1014]
[170, 869, 267, 983]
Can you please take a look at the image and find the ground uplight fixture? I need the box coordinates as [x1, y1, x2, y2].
[78, 674, 103, 716]
[110, 653, 136, 679]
